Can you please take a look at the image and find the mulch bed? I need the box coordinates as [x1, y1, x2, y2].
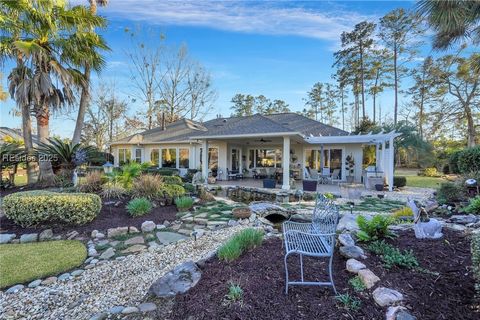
[0, 197, 178, 237]
[162, 229, 478, 320]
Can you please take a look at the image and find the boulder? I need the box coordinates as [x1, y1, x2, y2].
[156, 232, 188, 245]
[39, 229, 53, 241]
[141, 221, 156, 233]
[358, 269, 380, 289]
[339, 245, 366, 260]
[107, 227, 129, 238]
[20, 233, 38, 243]
[449, 214, 478, 225]
[346, 259, 366, 273]
[337, 214, 359, 232]
[149, 261, 201, 297]
[373, 287, 404, 307]
[338, 233, 355, 247]
[0, 233, 15, 244]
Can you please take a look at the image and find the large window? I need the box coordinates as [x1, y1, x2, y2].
[118, 148, 131, 165]
[305, 148, 342, 178]
[249, 148, 282, 168]
[162, 148, 177, 168]
[134, 149, 142, 163]
[151, 149, 159, 166]
[179, 148, 189, 168]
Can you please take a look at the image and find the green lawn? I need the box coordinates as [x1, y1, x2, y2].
[0, 240, 87, 288]
[404, 176, 447, 189]
[14, 174, 28, 186]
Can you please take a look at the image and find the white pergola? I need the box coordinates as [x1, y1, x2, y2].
[305, 131, 402, 191]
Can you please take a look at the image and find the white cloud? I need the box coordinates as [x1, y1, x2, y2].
[85, 1, 376, 42]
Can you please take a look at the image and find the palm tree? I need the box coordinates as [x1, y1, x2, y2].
[72, 0, 110, 145]
[417, 0, 480, 49]
[1, 0, 107, 184]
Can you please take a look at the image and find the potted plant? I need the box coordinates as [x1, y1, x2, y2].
[263, 177, 276, 188]
[345, 154, 355, 183]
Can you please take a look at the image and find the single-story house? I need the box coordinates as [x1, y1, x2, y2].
[110, 113, 399, 190]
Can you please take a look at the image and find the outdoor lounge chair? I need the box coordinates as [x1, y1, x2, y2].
[226, 168, 238, 180]
[283, 194, 339, 294]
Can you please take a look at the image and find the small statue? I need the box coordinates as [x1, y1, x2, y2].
[72, 169, 78, 187]
[408, 198, 443, 239]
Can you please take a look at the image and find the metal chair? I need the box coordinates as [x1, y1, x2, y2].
[283, 194, 339, 294]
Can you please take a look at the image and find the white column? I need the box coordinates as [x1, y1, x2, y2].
[282, 136, 290, 190]
[239, 148, 243, 173]
[202, 140, 209, 185]
[388, 137, 394, 191]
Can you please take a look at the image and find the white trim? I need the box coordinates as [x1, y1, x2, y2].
[305, 131, 402, 144]
[190, 132, 302, 140]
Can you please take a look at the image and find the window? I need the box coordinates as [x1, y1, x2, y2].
[249, 148, 282, 168]
[151, 149, 159, 166]
[162, 148, 177, 168]
[231, 149, 239, 171]
[304, 148, 342, 179]
[118, 148, 131, 165]
[134, 149, 142, 163]
[179, 148, 189, 168]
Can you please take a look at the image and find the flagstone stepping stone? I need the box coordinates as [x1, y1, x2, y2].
[99, 247, 115, 260]
[195, 213, 208, 219]
[121, 244, 147, 254]
[194, 218, 209, 225]
[181, 217, 194, 223]
[373, 287, 404, 306]
[209, 214, 221, 219]
[149, 261, 201, 297]
[346, 259, 366, 273]
[177, 229, 193, 236]
[206, 220, 228, 226]
[107, 227, 128, 238]
[358, 269, 380, 289]
[156, 232, 188, 245]
[96, 240, 110, 246]
[124, 236, 145, 245]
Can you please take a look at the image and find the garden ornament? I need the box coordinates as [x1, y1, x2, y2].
[72, 169, 78, 187]
[407, 198, 443, 239]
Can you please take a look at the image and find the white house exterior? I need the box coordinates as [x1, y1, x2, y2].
[110, 113, 399, 190]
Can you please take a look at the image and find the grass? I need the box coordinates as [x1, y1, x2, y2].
[404, 176, 447, 189]
[225, 282, 243, 303]
[218, 228, 264, 262]
[340, 197, 405, 212]
[0, 240, 87, 288]
[349, 276, 366, 292]
[335, 293, 361, 311]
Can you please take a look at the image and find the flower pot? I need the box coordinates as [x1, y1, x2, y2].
[263, 178, 276, 189]
[302, 179, 317, 192]
[346, 176, 354, 183]
[375, 184, 384, 191]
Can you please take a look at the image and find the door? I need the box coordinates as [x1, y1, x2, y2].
[231, 148, 239, 171]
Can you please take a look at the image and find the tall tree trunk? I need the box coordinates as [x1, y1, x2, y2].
[341, 89, 345, 131]
[21, 104, 37, 184]
[360, 44, 366, 120]
[393, 42, 398, 125]
[72, 67, 91, 145]
[36, 107, 55, 184]
[465, 105, 477, 147]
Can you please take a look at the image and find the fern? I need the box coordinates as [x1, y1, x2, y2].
[356, 215, 395, 242]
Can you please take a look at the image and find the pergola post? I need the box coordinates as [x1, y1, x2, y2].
[202, 140, 209, 185]
[282, 136, 290, 190]
[388, 136, 395, 191]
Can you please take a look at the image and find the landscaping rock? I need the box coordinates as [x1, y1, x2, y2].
[89, 313, 107, 320]
[396, 310, 417, 320]
[58, 273, 71, 281]
[91, 230, 99, 238]
[445, 223, 467, 232]
[129, 226, 140, 233]
[149, 261, 201, 297]
[373, 287, 404, 306]
[358, 269, 380, 289]
[97, 239, 109, 246]
[41, 277, 57, 285]
[20, 233, 38, 243]
[39, 229, 53, 241]
[156, 224, 166, 230]
[95, 232, 105, 239]
[141, 221, 156, 233]
[108, 306, 125, 314]
[156, 232, 188, 245]
[90, 258, 99, 264]
[449, 214, 478, 225]
[346, 259, 366, 273]
[66, 230, 79, 240]
[0, 233, 15, 244]
[99, 247, 115, 260]
[337, 213, 359, 232]
[122, 306, 139, 314]
[124, 236, 145, 245]
[192, 229, 205, 239]
[6, 284, 24, 294]
[232, 207, 252, 219]
[71, 269, 84, 277]
[121, 244, 147, 254]
[88, 248, 98, 257]
[338, 233, 355, 247]
[107, 227, 129, 238]
[228, 219, 239, 227]
[28, 279, 42, 288]
[339, 245, 366, 259]
[177, 228, 193, 236]
[138, 302, 157, 312]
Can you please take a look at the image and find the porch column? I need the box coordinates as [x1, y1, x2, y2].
[388, 137, 394, 191]
[320, 144, 324, 170]
[282, 136, 290, 190]
[202, 140, 208, 185]
[239, 148, 243, 173]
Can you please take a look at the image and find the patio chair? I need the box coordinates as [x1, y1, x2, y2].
[226, 168, 238, 180]
[283, 194, 339, 294]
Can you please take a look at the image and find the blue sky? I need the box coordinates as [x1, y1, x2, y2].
[0, 0, 456, 137]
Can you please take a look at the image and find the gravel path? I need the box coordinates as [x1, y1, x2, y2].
[0, 226, 246, 320]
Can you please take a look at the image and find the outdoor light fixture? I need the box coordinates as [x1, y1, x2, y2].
[103, 161, 114, 174]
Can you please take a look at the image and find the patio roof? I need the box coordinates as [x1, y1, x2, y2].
[304, 131, 402, 144]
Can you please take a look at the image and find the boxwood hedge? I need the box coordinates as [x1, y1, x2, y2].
[3, 191, 101, 227]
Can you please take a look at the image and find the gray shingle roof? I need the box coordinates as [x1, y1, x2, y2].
[111, 113, 348, 144]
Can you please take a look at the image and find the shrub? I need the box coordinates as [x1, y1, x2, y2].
[356, 215, 395, 242]
[367, 240, 419, 269]
[349, 276, 366, 292]
[449, 150, 462, 174]
[335, 293, 361, 311]
[226, 282, 243, 302]
[393, 176, 407, 188]
[471, 233, 480, 296]
[175, 196, 194, 211]
[424, 167, 439, 177]
[126, 197, 153, 217]
[101, 183, 127, 199]
[161, 175, 183, 185]
[391, 206, 413, 219]
[3, 191, 101, 227]
[78, 171, 104, 193]
[131, 174, 163, 200]
[119, 163, 143, 188]
[160, 184, 186, 199]
[437, 182, 465, 204]
[183, 183, 196, 194]
[465, 196, 480, 214]
[458, 146, 480, 174]
[218, 228, 264, 262]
